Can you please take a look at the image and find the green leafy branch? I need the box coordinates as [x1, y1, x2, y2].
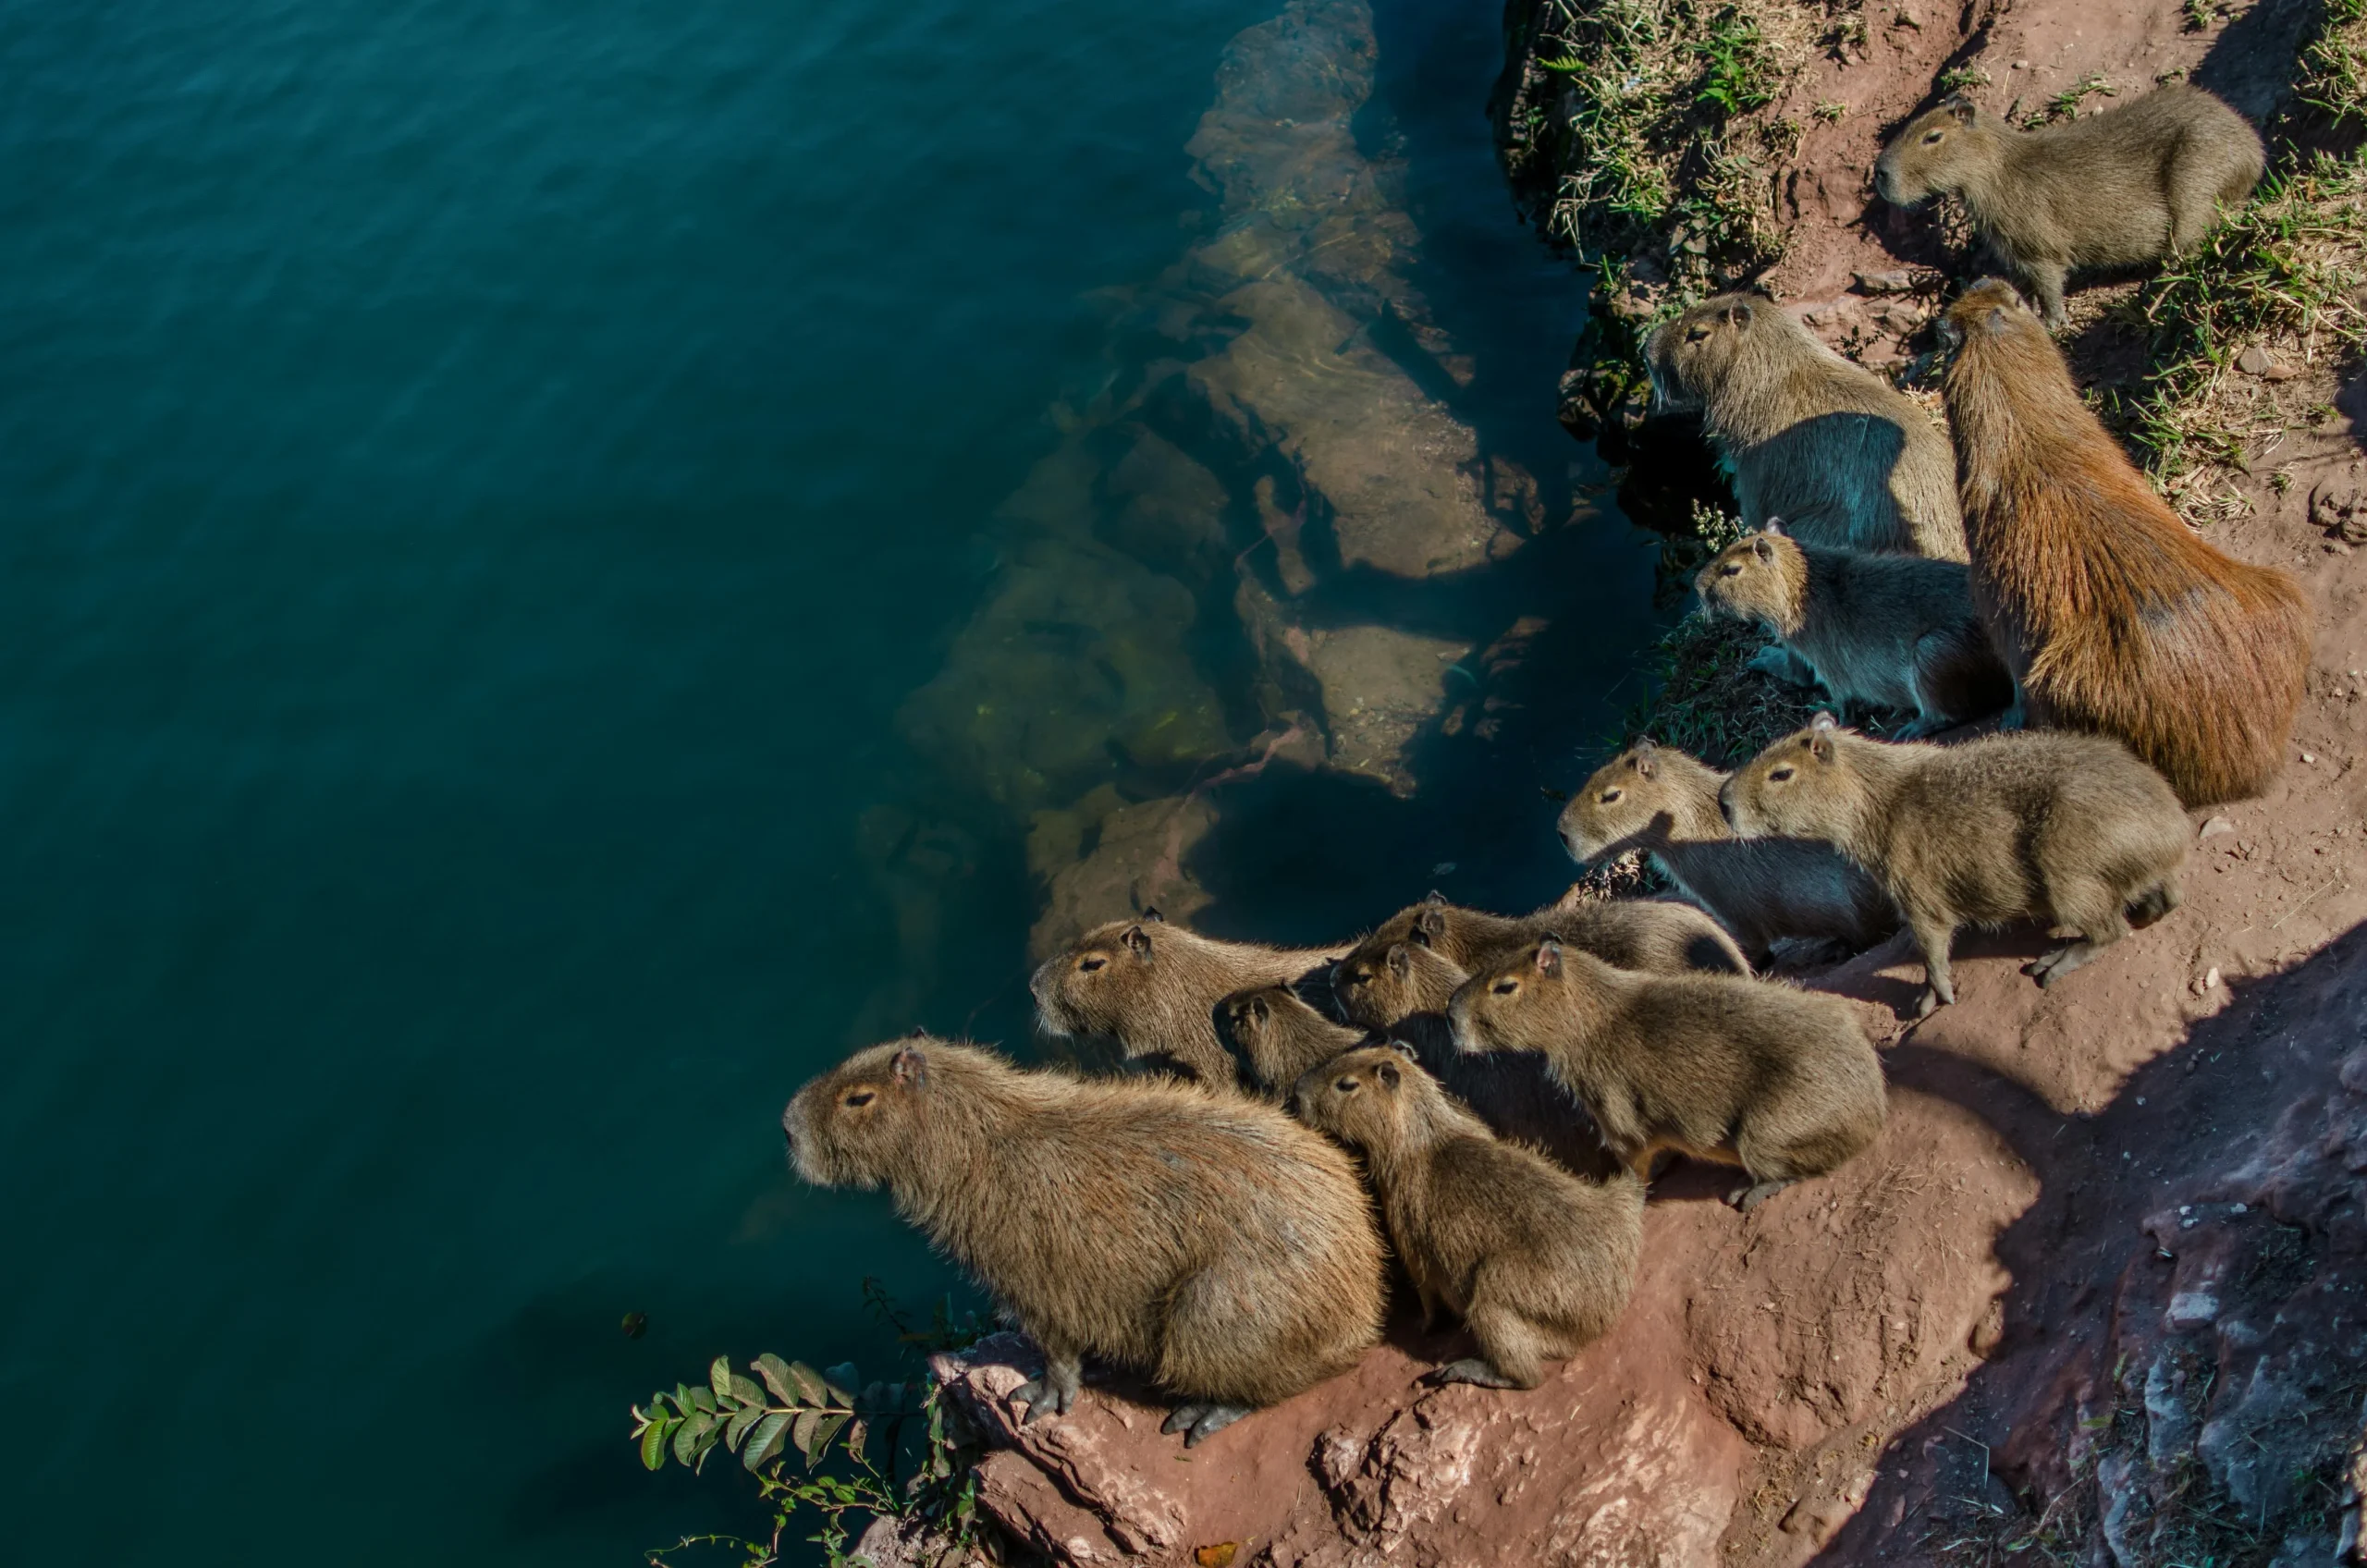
[632, 1352, 988, 1568]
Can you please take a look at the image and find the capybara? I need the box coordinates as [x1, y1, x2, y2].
[1342, 888, 1748, 985]
[1294, 1046, 1644, 1389]
[1450, 941, 1887, 1210]
[1877, 87, 2264, 325]
[783, 1036, 1384, 1444]
[1721, 714, 2189, 1015]
[1031, 912, 1342, 1089]
[1560, 739, 1898, 966]
[1940, 277, 2309, 805]
[1645, 292, 1967, 559]
[1696, 521, 2010, 737]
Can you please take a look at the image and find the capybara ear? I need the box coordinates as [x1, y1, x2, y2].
[1763, 517, 1785, 536]
[1944, 92, 1975, 123]
[1810, 710, 1839, 732]
[1411, 904, 1446, 946]
[1633, 741, 1659, 780]
[1752, 534, 1775, 561]
[1385, 1036, 1420, 1063]
[1535, 938, 1564, 977]
[906, 1025, 928, 1038]
[1122, 924, 1153, 957]
[891, 1046, 928, 1088]
[1423, 888, 1448, 906]
[1386, 943, 1414, 978]
[1140, 906, 1164, 924]
[1376, 1059, 1402, 1090]
[1809, 712, 1839, 761]
[1725, 298, 1755, 329]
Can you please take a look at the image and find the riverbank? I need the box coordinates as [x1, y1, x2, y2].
[878, 1, 2367, 1562]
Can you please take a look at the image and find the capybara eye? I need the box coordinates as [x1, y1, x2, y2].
[1720, 563, 1742, 576]
[1334, 1077, 1359, 1094]
[1491, 979, 1519, 995]
[1770, 766, 1796, 783]
[1922, 129, 1944, 145]
[1079, 956, 1106, 973]
[1686, 325, 1711, 343]
[844, 1090, 875, 1109]
[1600, 789, 1622, 803]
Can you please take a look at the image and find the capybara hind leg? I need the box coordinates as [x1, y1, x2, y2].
[2127, 878, 2182, 929]
[1161, 1403, 1251, 1447]
[2021, 259, 2069, 328]
[1013, 1347, 1084, 1422]
[2023, 885, 2129, 986]
[1908, 913, 1958, 1017]
[2025, 939, 2104, 986]
[1730, 1177, 1796, 1212]
[1438, 1300, 1549, 1390]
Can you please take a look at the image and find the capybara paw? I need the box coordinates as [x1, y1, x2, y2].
[1012, 1376, 1077, 1422]
[1426, 1358, 1520, 1390]
[1163, 1402, 1251, 1446]
[1915, 986, 1946, 1019]
[1730, 1178, 1794, 1213]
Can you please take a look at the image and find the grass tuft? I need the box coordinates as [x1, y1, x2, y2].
[2299, 0, 2367, 124]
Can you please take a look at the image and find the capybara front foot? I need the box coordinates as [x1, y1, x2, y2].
[1729, 1177, 1795, 1213]
[1161, 1401, 1251, 1447]
[1915, 984, 1949, 1019]
[1012, 1360, 1082, 1424]
[2023, 940, 2101, 987]
[1426, 1357, 1521, 1390]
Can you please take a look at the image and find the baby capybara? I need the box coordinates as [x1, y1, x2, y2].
[784, 1036, 1384, 1444]
[1449, 941, 1886, 1211]
[1294, 1046, 1644, 1390]
[1721, 714, 2190, 1016]
[1877, 87, 2263, 326]
[1940, 278, 2309, 806]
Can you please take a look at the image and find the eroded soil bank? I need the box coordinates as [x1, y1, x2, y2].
[877, 0, 2367, 1563]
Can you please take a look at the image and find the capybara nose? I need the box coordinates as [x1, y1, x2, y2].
[1717, 789, 1740, 831]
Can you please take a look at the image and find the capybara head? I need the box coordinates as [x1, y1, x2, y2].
[782, 1036, 946, 1191]
[1719, 712, 1862, 839]
[1936, 276, 2042, 353]
[1291, 1043, 1429, 1148]
[1643, 292, 1778, 412]
[1334, 939, 1468, 1030]
[1029, 910, 1168, 1042]
[1447, 938, 1576, 1058]
[1694, 521, 1808, 633]
[1874, 94, 1991, 206]
[1561, 738, 1693, 864]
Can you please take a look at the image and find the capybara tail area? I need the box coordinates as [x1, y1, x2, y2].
[2040, 568, 2309, 807]
[1156, 1246, 1382, 1407]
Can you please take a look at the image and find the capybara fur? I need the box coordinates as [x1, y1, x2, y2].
[1328, 945, 1611, 1179]
[1342, 888, 1749, 985]
[1449, 941, 1886, 1210]
[1293, 1047, 1644, 1389]
[1696, 522, 2011, 737]
[1940, 278, 2309, 805]
[1644, 292, 1967, 559]
[1877, 87, 2263, 325]
[1721, 715, 2190, 1017]
[1032, 912, 1342, 1090]
[1561, 739, 1898, 966]
[1220, 984, 1368, 1101]
[783, 1036, 1384, 1445]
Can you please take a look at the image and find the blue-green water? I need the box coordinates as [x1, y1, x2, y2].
[0, 0, 1655, 1559]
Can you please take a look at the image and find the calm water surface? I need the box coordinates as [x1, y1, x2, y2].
[0, 0, 1650, 1558]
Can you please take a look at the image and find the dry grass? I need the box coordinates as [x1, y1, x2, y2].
[2098, 154, 2367, 522]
